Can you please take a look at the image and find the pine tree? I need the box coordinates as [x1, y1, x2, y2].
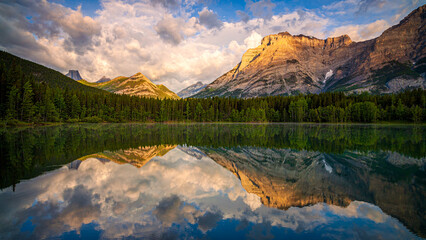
[21, 81, 35, 122]
[6, 86, 19, 119]
[70, 94, 81, 119]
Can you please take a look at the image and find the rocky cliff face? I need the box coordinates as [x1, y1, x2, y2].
[198, 146, 426, 236]
[65, 70, 83, 81]
[77, 145, 177, 168]
[78, 72, 180, 99]
[194, 5, 426, 98]
[177, 81, 207, 98]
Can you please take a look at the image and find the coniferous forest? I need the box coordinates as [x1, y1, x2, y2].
[0, 51, 425, 125]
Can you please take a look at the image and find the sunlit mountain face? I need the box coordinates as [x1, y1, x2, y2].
[0, 0, 423, 92]
[0, 124, 424, 239]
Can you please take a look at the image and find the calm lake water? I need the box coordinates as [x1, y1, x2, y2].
[0, 123, 424, 239]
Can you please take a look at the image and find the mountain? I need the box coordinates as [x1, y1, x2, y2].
[194, 5, 426, 98]
[97, 76, 111, 83]
[78, 72, 180, 99]
[0, 51, 105, 94]
[65, 70, 83, 81]
[76, 145, 177, 168]
[197, 146, 426, 237]
[177, 81, 207, 98]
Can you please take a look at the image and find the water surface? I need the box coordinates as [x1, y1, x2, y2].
[0, 124, 424, 239]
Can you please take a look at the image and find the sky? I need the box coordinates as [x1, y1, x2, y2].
[0, 0, 423, 92]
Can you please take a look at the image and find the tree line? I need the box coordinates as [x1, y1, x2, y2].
[1, 123, 423, 189]
[0, 62, 425, 124]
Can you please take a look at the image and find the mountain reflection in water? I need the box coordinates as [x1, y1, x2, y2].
[0, 124, 424, 239]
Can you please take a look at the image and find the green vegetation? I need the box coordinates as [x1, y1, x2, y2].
[1, 123, 424, 189]
[372, 61, 421, 88]
[0, 51, 425, 124]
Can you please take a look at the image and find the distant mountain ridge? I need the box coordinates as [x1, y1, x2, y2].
[97, 76, 111, 83]
[177, 81, 207, 98]
[65, 70, 83, 81]
[78, 72, 180, 99]
[194, 5, 426, 98]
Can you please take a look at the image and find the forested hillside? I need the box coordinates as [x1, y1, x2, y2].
[0, 51, 104, 92]
[0, 51, 425, 124]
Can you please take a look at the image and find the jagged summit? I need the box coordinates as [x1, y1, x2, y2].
[78, 72, 180, 99]
[65, 70, 83, 81]
[177, 81, 207, 98]
[97, 76, 111, 83]
[193, 5, 425, 98]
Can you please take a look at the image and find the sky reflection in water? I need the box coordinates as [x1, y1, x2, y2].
[0, 124, 424, 239]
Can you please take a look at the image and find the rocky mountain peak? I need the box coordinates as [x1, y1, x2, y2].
[97, 76, 111, 83]
[324, 35, 352, 48]
[130, 72, 149, 80]
[194, 5, 425, 98]
[177, 81, 208, 98]
[65, 70, 83, 81]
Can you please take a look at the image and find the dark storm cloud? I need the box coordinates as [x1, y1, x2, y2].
[198, 8, 223, 29]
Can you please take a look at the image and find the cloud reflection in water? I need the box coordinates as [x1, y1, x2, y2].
[0, 147, 419, 239]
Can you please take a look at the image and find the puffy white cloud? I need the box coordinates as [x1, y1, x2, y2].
[0, 147, 415, 239]
[0, 0, 417, 92]
[330, 19, 390, 41]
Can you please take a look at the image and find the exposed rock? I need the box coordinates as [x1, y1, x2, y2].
[65, 70, 83, 81]
[78, 145, 177, 168]
[198, 146, 426, 237]
[194, 5, 426, 98]
[177, 81, 207, 98]
[96, 76, 111, 83]
[78, 72, 180, 99]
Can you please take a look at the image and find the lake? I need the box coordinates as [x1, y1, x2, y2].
[0, 123, 424, 239]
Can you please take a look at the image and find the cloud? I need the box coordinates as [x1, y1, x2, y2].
[0, 0, 417, 93]
[155, 15, 187, 44]
[322, 0, 358, 10]
[330, 19, 390, 41]
[236, 10, 250, 23]
[246, 0, 276, 20]
[153, 195, 201, 227]
[356, 0, 386, 14]
[149, 0, 181, 10]
[4, 0, 101, 55]
[16, 185, 101, 239]
[198, 8, 223, 29]
[197, 211, 223, 232]
[0, 0, 331, 92]
[0, 147, 417, 239]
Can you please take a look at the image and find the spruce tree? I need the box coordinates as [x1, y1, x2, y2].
[21, 81, 35, 122]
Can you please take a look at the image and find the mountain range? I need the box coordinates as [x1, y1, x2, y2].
[78, 72, 180, 99]
[193, 5, 425, 98]
[199, 146, 425, 237]
[177, 81, 207, 98]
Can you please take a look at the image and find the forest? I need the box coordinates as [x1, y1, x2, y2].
[1, 123, 423, 189]
[0, 52, 425, 124]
